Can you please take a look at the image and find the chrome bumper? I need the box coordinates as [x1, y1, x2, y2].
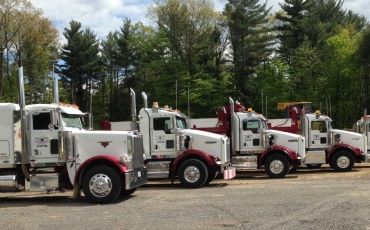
[124, 168, 147, 190]
[216, 161, 236, 180]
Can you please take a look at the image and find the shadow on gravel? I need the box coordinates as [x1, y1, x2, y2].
[233, 172, 298, 180]
[291, 167, 365, 175]
[141, 181, 229, 190]
[0, 192, 135, 208]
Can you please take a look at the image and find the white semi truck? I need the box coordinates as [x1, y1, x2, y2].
[270, 102, 368, 171]
[104, 89, 236, 188]
[192, 98, 306, 178]
[0, 67, 147, 203]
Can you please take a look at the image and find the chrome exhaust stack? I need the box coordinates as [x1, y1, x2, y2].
[130, 88, 137, 121]
[229, 97, 238, 153]
[229, 97, 235, 116]
[53, 72, 59, 104]
[18, 67, 30, 180]
[141, 91, 148, 108]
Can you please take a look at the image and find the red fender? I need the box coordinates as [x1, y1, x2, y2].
[171, 148, 218, 174]
[327, 143, 364, 162]
[259, 145, 299, 167]
[74, 154, 128, 185]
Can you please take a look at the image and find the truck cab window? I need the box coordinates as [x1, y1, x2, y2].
[311, 121, 327, 133]
[176, 116, 187, 129]
[153, 117, 173, 134]
[243, 119, 260, 134]
[62, 113, 83, 129]
[33, 112, 51, 130]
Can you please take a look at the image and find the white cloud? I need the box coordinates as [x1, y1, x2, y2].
[32, 0, 370, 41]
[33, 0, 153, 40]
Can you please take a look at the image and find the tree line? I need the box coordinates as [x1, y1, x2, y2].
[1, 0, 369, 128]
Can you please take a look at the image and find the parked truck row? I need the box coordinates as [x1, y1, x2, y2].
[0, 67, 368, 204]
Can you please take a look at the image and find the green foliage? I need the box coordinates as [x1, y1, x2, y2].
[60, 20, 102, 112]
[224, 0, 274, 99]
[1, 0, 370, 129]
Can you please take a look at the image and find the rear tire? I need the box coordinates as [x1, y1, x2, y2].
[82, 165, 122, 204]
[330, 151, 354, 172]
[178, 159, 208, 188]
[265, 154, 289, 178]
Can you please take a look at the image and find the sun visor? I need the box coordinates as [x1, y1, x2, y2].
[59, 106, 85, 115]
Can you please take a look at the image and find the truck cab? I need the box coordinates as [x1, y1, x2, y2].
[106, 89, 235, 188]
[192, 98, 305, 178]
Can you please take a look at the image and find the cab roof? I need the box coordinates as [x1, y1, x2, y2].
[237, 111, 267, 121]
[0, 103, 84, 115]
[26, 104, 84, 115]
[141, 107, 188, 118]
[0, 103, 20, 111]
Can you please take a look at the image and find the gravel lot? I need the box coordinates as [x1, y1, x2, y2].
[1, 164, 370, 230]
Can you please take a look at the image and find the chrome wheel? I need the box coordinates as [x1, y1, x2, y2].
[89, 173, 112, 198]
[337, 156, 350, 169]
[183, 166, 201, 183]
[269, 159, 284, 175]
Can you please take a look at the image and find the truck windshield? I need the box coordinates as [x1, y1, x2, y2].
[62, 113, 83, 129]
[176, 116, 188, 129]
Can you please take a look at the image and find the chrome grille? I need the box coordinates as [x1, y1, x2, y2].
[132, 133, 144, 169]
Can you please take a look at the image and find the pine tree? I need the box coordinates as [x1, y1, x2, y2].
[276, 0, 314, 63]
[59, 20, 102, 112]
[223, 0, 274, 100]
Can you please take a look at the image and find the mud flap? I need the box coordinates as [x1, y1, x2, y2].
[223, 167, 236, 180]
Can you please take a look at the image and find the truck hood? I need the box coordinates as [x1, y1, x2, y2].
[331, 129, 367, 154]
[70, 130, 131, 160]
[267, 129, 306, 158]
[182, 129, 229, 163]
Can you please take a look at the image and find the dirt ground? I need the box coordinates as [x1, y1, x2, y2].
[1, 164, 370, 230]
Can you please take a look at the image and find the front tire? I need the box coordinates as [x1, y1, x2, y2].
[265, 154, 290, 178]
[330, 151, 354, 172]
[178, 159, 208, 188]
[206, 170, 217, 184]
[82, 165, 122, 204]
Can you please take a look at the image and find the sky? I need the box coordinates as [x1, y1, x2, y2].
[32, 0, 370, 41]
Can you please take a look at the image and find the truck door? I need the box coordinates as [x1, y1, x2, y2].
[29, 110, 60, 164]
[308, 120, 329, 149]
[151, 116, 176, 156]
[240, 118, 263, 153]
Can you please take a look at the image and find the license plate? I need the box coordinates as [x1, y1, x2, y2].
[137, 171, 141, 177]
